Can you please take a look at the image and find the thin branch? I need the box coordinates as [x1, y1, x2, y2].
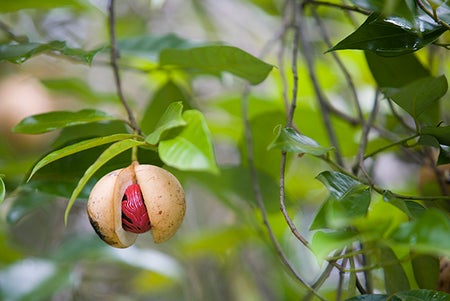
[278, 0, 311, 248]
[108, 0, 141, 135]
[352, 90, 379, 181]
[304, 0, 371, 15]
[297, 3, 345, 167]
[241, 86, 326, 301]
[312, 8, 364, 125]
[0, 20, 28, 42]
[416, 0, 450, 31]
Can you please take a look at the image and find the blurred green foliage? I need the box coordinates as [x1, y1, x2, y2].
[1, 0, 450, 300]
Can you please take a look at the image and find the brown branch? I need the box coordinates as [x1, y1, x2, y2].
[108, 0, 141, 135]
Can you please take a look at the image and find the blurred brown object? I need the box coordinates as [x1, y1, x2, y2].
[0, 74, 55, 152]
[439, 257, 450, 293]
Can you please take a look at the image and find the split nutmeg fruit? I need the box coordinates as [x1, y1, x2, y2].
[87, 161, 186, 248]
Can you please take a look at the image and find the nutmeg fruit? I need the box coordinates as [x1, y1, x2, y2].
[87, 162, 186, 248]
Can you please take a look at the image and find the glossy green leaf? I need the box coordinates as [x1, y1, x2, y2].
[412, 254, 440, 289]
[145, 102, 187, 145]
[159, 45, 273, 85]
[0, 41, 101, 64]
[393, 289, 450, 301]
[0, 176, 5, 204]
[311, 171, 371, 230]
[0, 0, 84, 12]
[383, 76, 447, 119]
[391, 209, 450, 256]
[329, 13, 445, 56]
[159, 110, 218, 173]
[118, 33, 206, 61]
[437, 145, 450, 165]
[344, 295, 388, 301]
[311, 229, 359, 261]
[379, 244, 410, 294]
[267, 126, 333, 155]
[27, 134, 140, 181]
[13, 109, 119, 134]
[64, 139, 145, 223]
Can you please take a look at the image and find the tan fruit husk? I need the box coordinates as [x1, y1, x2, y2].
[135, 164, 186, 243]
[87, 165, 137, 248]
[87, 162, 186, 247]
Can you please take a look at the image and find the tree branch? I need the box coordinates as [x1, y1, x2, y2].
[108, 0, 141, 135]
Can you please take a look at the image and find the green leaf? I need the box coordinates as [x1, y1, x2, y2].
[13, 109, 119, 134]
[159, 45, 273, 85]
[27, 134, 140, 181]
[140, 81, 191, 135]
[0, 176, 5, 204]
[159, 110, 218, 173]
[383, 191, 426, 219]
[365, 52, 430, 88]
[64, 139, 145, 224]
[393, 289, 450, 301]
[379, 244, 410, 294]
[267, 126, 333, 155]
[0, 0, 84, 12]
[118, 33, 206, 61]
[145, 102, 187, 145]
[412, 254, 440, 289]
[0, 41, 101, 64]
[311, 171, 371, 230]
[329, 13, 445, 56]
[421, 126, 450, 146]
[311, 229, 359, 261]
[391, 209, 450, 256]
[383, 76, 447, 119]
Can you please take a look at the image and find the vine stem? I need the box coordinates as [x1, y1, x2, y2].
[108, 0, 141, 135]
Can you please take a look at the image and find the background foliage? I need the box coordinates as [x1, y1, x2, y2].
[1, 0, 450, 300]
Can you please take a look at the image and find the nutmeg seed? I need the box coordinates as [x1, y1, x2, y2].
[87, 162, 186, 248]
[121, 183, 151, 234]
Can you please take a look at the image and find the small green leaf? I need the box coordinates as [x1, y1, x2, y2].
[64, 139, 145, 224]
[268, 126, 333, 155]
[159, 45, 273, 85]
[393, 289, 450, 301]
[159, 110, 218, 173]
[13, 109, 119, 134]
[145, 102, 187, 145]
[379, 244, 410, 294]
[329, 13, 445, 56]
[383, 76, 447, 119]
[28, 134, 140, 181]
[0, 176, 5, 204]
